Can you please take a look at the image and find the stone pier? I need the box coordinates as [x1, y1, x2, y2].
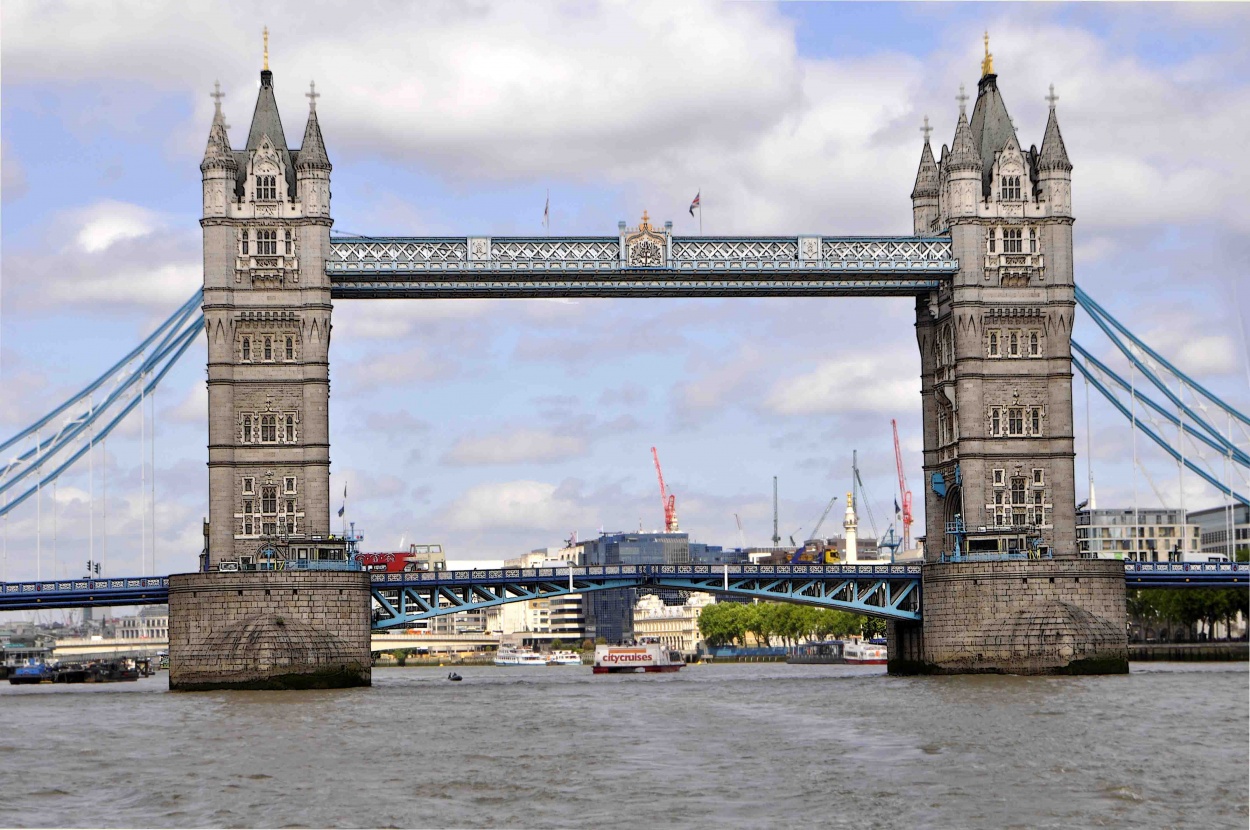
[168, 570, 372, 691]
[888, 559, 1128, 675]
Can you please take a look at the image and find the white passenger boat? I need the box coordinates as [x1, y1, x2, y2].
[546, 650, 582, 666]
[494, 646, 547, 666]
[593, 641, 684, 674]
[843, 640, 888, 665]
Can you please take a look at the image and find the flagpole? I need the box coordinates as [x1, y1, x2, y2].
[699, 186, 703, 236]
[545, 188, 549, 237]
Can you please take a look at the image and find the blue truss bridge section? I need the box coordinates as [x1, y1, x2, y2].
[2, 563, 1245, 625]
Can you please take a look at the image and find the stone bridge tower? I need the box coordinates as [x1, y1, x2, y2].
[891, 42, 1128, 675]
[200, 64, 333, 568]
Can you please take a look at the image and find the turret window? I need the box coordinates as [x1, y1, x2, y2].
[285, 230, 292, 255]
[1000, 176, 1021, 200]
[987, 228, 996, 254]
[988, 331, 1000, 357]
[1029, 228, 1037, 253]
[257, 230, 277, 256]
[284, 415, 295, 442]
[256, 175, 278, 201]
[1029, 331, 1040, 357]
[241, 232, 249, 255]
[989, 405, 1045, 437]
[242, 416, 253, 444]
[263, 337, 273, 361]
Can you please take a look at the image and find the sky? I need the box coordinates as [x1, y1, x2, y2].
[1, 1, 1248, 592]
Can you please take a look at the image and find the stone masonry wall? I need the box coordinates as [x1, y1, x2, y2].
[891, 559, 1127, 675]
[169, 570, 371, 690]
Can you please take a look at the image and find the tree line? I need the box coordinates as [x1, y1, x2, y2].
[697, 601, 885, 649]
[1127, 587, 1248, 642]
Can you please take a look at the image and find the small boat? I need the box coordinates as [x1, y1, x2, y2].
[8, 659, 52, 685]
[447, 672, 462, 682]
[493, 646, 547, 666]
[52, 663, 91, 683]
[787, 641, 846, 665]
[546, 650, 582, 666]
[843, 640, 888, 665]
[593, 641, 684, 674]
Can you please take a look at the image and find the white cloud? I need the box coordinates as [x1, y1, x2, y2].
[442, 428, 587, 466]
[442, 479, 594, 533]
[763, 351, 919, 416]
[73, 200, 161, 253]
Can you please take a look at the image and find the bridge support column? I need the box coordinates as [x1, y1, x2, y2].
[888, 559, 1127, 675]
[168, 571, 371, 691]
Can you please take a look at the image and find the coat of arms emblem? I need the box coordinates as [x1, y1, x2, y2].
[624, 211, 668, 268]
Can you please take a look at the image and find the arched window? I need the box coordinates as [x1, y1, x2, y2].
[284, 230, 292, 255]
[242, 415, 253, 444]
[263, 337, 272, 361]
[257, 230, 277, 255]
[284, 414, 295, 442]
[1029, 228, 1037, 253]
[261, 415, 277, 443]
[987, 228, 996, 254]
[242, 337, 251, 361]
[241, 231, 249, 256]
[1008, 332, 1020, 357]
[261, 486, 277, 515]
[256, 175, 277, 201]
[1029, 332, 1040, 357]
[1031, 408, 1042, 435]
[285, 337, 294, 361]
[1000, 175, 1021, 200]
[988, 331, 1000, 357]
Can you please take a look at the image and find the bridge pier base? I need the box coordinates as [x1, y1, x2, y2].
[168, 571, 372, 691]
[887, 560, 1128, 675]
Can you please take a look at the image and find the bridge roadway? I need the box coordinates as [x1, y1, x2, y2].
[0, 562, 1244, 627]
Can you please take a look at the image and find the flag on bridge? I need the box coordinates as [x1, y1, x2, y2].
[338, 484, 347, 517]
[543, 190, 549, 234]
[688, 191, 700, 216]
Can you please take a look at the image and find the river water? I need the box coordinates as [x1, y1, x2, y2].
[1, 662, 1246, 829]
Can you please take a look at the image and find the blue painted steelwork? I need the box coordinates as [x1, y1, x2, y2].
[0, 577, 170, 611]
[325, 235, 955, 298]
[369, 563, 925, 628]
[1123, 561, 1249, 587]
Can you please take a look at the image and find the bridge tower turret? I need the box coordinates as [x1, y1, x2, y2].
[895, 40, 1126, 675]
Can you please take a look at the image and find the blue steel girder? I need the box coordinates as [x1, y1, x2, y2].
[326, 235, 955, 299]
[1123, 561, 1249, 588]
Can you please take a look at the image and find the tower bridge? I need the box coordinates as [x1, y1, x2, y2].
[3, 39, 1247, 690]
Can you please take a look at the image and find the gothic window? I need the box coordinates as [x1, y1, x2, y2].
[261, 486, 278, 515]
[242, 477, 255, 495]
[987, 228, 996, 254]
[257, 175, 277, 201]
[257, 230, 277, 255]
[1004, 228, 1023, 253]
[1010, 478, 1026, 506]
[242, 337, 251, 362]
[261, 415, 277, 443]
[1008, 331, 1020, 358]
[1000, 176, 1021, 200]
[285, 337, 294, 361]
[241, 231, 249, 256]
[1029, 228, 1037, 253]
[1032, 468, 1045, 486]
[1008, 407, 1024, 436]
[284, 476, 296, 494]
[1028, 331, 1040, 357]
[242, 499, 254, 536]
[242, 415, 253, 444]
[1030, 408, 1042, 435]
[937, 410, 950, 445]
[993, 468, 1005, 487]
[988, 330, 1000, 358]
[285, 499, 295, 515]
[263, 337, 273, 361]
[284, 414, 295, 442]
[991, 408, 1001, 436]
[284, 230, 292, 255]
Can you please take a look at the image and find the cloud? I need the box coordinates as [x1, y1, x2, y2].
[764, 352, 919, 416]
[442, 428, 588, 466]
[72, 200, 161, 253]
[442, 479, 595, 533]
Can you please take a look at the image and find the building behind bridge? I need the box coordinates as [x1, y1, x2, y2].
[1077, 505, 1248, 563]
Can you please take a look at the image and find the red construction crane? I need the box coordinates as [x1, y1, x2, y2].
[892, 419, 913, 550]
[651, 446, 679, 532]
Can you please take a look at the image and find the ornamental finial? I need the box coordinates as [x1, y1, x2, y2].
[263, 26, 269, 71]
[981, 31, 993, 77]
[210, 80, 224, 115]
[307, 80, 320, 112]
[1046, 83, 1059, 111]
[639, 210, 651, 230]
[920, 115, 932, 143]
[956, 83, 969, 116]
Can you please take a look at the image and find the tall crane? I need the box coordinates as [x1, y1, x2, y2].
[651, 447, 678, 532]
[892, 419, 913, 551]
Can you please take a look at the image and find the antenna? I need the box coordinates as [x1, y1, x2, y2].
[772, 476, 780, 546]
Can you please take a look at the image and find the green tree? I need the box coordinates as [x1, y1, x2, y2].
[550, 638, 564, 652]
[581, 638, 595, 652]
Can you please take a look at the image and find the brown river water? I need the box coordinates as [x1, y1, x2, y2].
[1, 662, 1246, 829]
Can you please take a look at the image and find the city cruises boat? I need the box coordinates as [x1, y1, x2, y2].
[843, 640, 888, 665]
[593, 641, 684, 674]
[494, 646, 547, 666]
[787, 641, 846, 665]
[546, 650, 582, 666]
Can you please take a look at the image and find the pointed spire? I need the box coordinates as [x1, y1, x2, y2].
[911, 118, 939, 199]
[949, 110, 980, 172]
[201, 82, 236, 171]
[298, 85, 331, 170]
[981, 31, 994, 78]
[1038, 87, 1072, 172]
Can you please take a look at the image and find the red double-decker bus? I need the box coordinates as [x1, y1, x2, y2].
[355, 544, 447, 574]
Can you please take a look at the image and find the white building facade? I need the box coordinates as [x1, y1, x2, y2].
[632, 592, 716, 656]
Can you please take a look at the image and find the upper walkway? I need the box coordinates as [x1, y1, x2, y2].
[325, 236, 955, 298]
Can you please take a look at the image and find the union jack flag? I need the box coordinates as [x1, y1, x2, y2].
[689, 191, 700, 216]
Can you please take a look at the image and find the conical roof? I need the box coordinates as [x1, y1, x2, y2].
[1037, 106, 1072, 172]
[968, 74, 1020, 195]
[910, 140, 939, 199]
[297, 107, 331, 170]
[242, 69, 295, 198]
[948, 111, 980, 172]
[200, 106, 236, 172]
